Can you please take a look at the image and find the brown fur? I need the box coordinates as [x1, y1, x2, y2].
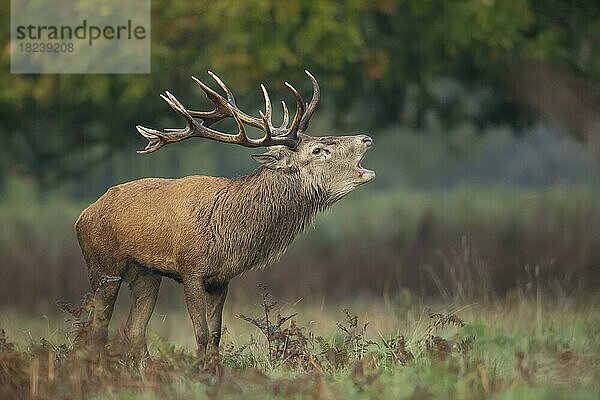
[76, 132, 374, 358]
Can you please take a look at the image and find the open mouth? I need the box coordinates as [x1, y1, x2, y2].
[356, 150, 375, 178]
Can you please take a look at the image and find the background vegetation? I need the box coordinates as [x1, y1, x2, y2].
[1, 0, 599, 190]
[0, 0, 599, 398]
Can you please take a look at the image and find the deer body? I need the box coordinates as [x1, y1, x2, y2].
[78, 168, 323, 287]
[76, 71, 374, 358]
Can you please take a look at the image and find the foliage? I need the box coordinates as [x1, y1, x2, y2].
[238, 284, 313, 369]
[0, 185, 599, 308]
[1, 288, 599, 399]
[1, 0, 598, 187]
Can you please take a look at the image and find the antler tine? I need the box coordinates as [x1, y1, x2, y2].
[260, 84, 273, 125]
[136, 125, 167, 154]
[258, 110, 273, 141]
[208, 70, 236, 105]
[161, 91, 194, 123]
[284, 81, 306, 135]
[278, 100, 289, 130]
[298, 70, 320, 132]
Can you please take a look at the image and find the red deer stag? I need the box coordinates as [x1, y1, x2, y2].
[75, 71, 375, 358]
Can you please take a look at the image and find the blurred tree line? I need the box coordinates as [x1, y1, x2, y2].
[0, 0, 598, 192]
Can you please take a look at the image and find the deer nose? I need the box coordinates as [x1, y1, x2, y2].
[361, 135, 373, 147]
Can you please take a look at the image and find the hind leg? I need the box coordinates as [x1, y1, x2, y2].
[206, 283, 228, 354]
[88, 262, 124, 345]
[124, 270, 161, 359]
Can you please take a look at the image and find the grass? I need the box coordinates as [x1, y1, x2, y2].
[1, 286, 599, 399]
[1, 184, 599, 398]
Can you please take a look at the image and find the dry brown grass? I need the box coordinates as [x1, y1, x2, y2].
[2, 285, 598, 399]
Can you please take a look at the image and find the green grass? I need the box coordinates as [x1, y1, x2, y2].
[2, 293, 599, 399]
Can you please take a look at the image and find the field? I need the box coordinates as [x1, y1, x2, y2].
[1, 286, 599, 399]
[1, 186, 599, 399]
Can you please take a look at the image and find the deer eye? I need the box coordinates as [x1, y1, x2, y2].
[312, 148, 322, 155]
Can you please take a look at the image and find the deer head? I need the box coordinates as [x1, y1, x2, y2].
[136, 71, 375, 203]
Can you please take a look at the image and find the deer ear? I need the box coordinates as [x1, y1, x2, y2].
[252, 151, 289, 170]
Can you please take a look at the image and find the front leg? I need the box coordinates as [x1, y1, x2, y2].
[182, 275, 209, 355]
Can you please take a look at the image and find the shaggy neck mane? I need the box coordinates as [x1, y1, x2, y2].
[214, 167, 328, 272]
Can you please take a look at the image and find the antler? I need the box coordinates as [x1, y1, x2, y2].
[136, 70, 320, 154]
